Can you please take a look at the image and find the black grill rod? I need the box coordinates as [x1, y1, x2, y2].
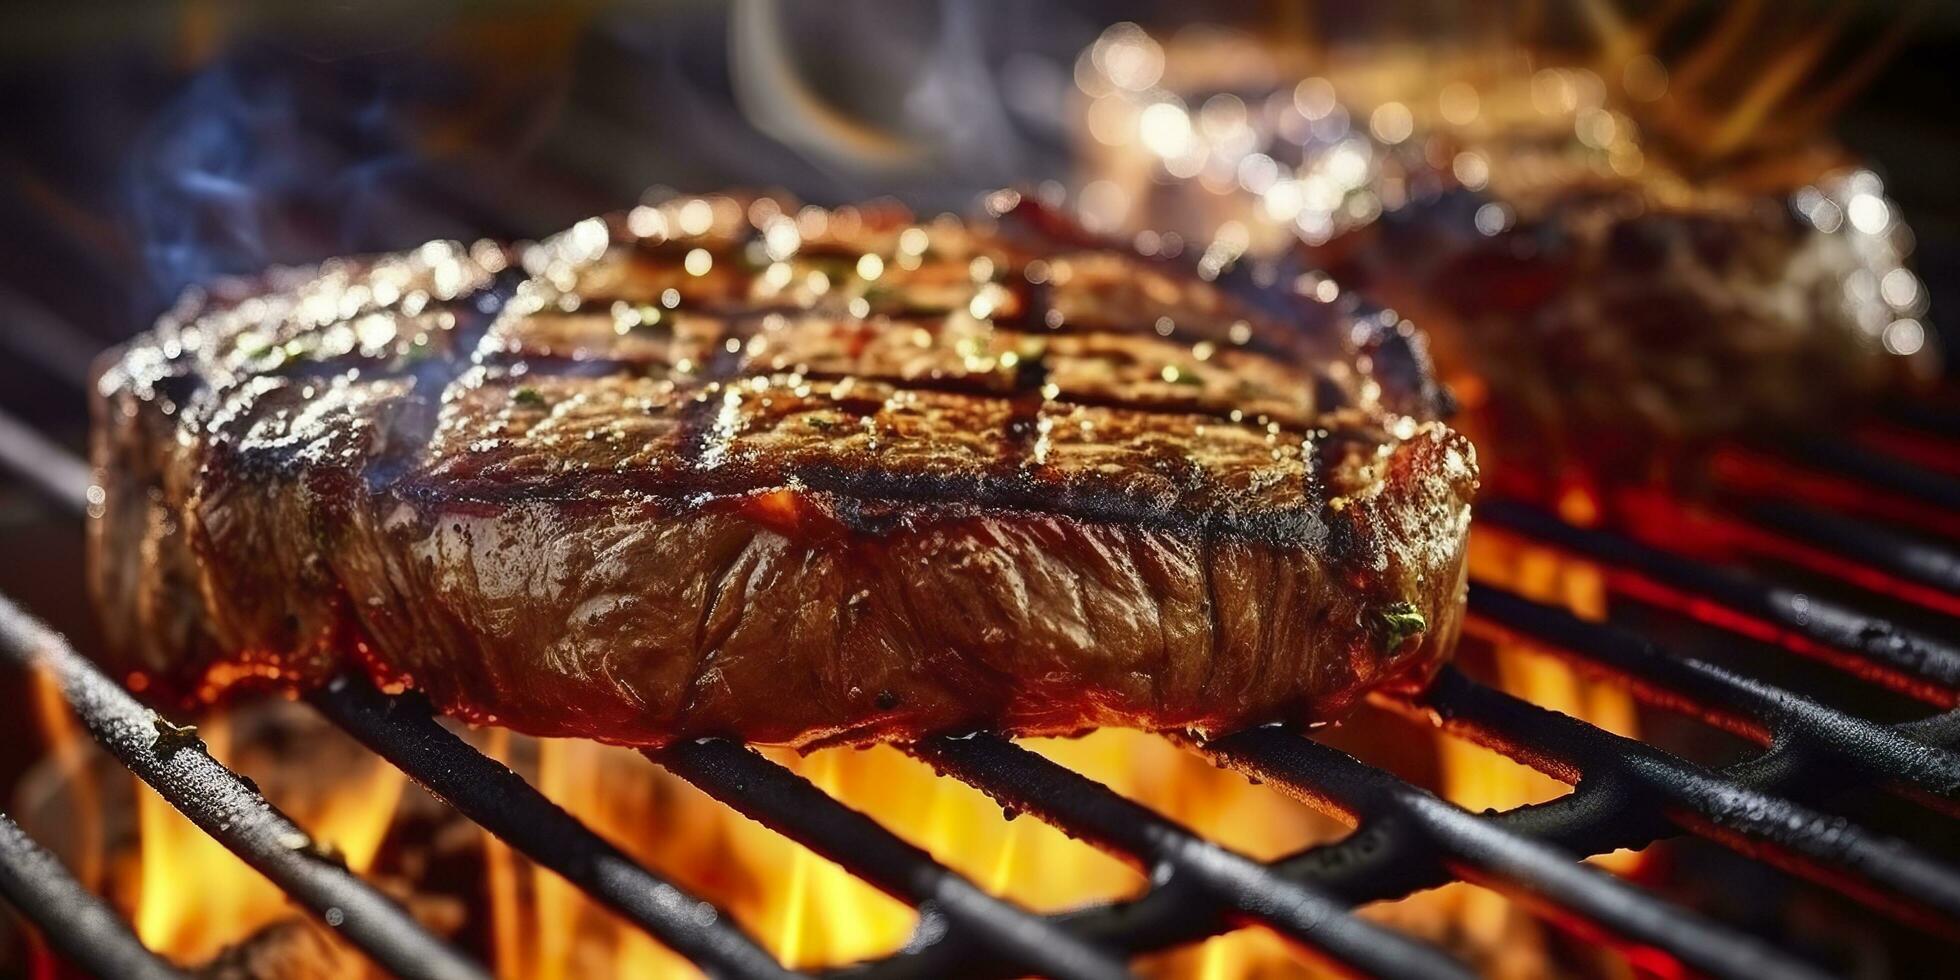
[1409, 667, 1960, 936]
[652, 739, 1138, 980]
[1481, 500, 1960, 703]
[309, 678, 801, 980]
[906, 734, 1477, 980]
[1197, 728, 1833, 980]
[1739, 499, 1960, 601]
[839, 697, 1956, 980]
[0, 598, 490, 980]
[1470, 586, 1960, 801]
[0, 810, 186, 980]
[1880, 400, 1960, 442]
[1764, 435, 1960, 515]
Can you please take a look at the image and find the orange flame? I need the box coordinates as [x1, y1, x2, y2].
[93, 620, 1638, 979]
[119, 710, 409, 966]
[1465, 486, 1643, 876]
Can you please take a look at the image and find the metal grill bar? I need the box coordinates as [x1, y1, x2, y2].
[906, 734, 1477, 980]
[0, 407, 92, 515]
[1469, 586, 1960, 800]
[844, 663, 1955, 980]
[1414, 668, 1960, 936]
[0, 810, 186, 980]
[1712, 446, 1960, 541]
[1740, 499, 1960, 599]
[1481, 500, 1960, 702]
[308, 676, 801, 980]
[1768, 437, 1960, 514]
[1881, 401, 1960, 442]
[0, 597, 491, 980]
[1197, 729, 1834, 980]
[654, 739, 1138, 980]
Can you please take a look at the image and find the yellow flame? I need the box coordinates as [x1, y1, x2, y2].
[1467, 519, 1644, 875]
[481, 729, 531, 978]
[135, 717, 249, 960]
[29, 669, 103, 891]
[129, 711, 408, 967]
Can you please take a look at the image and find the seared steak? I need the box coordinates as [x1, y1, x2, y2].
[1302, 145, 1938, 483]
[91, 193, 1475, 747]
[1074, 33, 1940, 482]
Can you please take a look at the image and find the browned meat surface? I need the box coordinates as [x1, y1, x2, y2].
[90, 193, 1476, 748]
[1074, 33, 1940, 483]
[1302, 143, 1938, 484]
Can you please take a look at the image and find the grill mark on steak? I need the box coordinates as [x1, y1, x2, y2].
[998, 274, 1055, 478]
[466, 355, 1314, 431]
[997, 339, 1053, 478]
[676, 312, 772, 473]
[91, 194, 1476, 748]
[362, 267, 527, 492]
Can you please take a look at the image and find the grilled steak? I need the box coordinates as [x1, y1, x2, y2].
[90, 193, 1476, 748]
[1075, 32, 1940, 482]
[1301, 143, 1938, 484]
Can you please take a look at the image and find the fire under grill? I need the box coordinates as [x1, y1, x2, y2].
[0, 398, 1956, 977]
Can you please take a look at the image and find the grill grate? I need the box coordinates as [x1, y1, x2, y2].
[0, 421, 1956, 978]
[308, 677, 798, 980]
[0, 598, 489, 980]
[1481, 500, 1960, 703]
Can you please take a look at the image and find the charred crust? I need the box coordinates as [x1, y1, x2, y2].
[91, 196, 1475, 747]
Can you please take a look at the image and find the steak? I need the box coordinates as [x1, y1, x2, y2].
[1075, 33, 1941, 483]
[1302, 147, 1940, 483]
[90, 192, 1476, 748]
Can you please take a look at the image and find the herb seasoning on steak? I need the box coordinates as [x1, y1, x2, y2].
[90, 192, 1475, 748]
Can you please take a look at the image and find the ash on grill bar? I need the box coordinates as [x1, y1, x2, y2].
[0, 4, 1955, 979]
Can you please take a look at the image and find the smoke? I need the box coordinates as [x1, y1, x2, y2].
[118, 1, 1105, 312]
[587, 0, 1098, 212]
[124, 46, 463, 309]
